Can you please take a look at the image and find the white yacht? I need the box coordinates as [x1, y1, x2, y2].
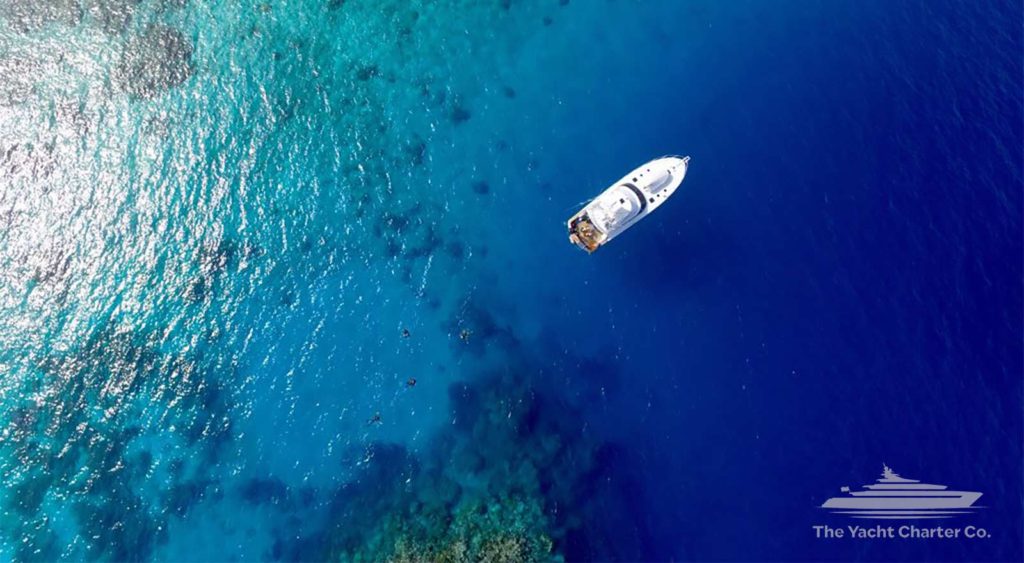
[821, 465, 983, 519]
[567, 156, 689, 253]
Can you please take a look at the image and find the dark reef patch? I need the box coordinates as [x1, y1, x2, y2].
[116, 24, 195, 98]
[400, 263, 414, 283]
[165, 478, 216, 516]
[240, 477, 290, 506]
[368, 202, 449, 263]
[355, 64, 380, 81]
[404, 136, 428, 166]
[471, 179, 490, 195]
[186, 275, 208, 301]
[403, 225, 442, 259]
[373, 209, 413, 238]
[450, 104, 472, 125]
[2, 324, 237, 559]
[280, 289, 297, 306]
[445, 241, 465, 261]
[385, 239, 402, 258]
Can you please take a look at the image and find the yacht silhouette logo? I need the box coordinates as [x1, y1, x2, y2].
[821, 465, 983, 519]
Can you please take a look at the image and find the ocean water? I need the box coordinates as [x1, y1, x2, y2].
[0, 0, 1021, 561]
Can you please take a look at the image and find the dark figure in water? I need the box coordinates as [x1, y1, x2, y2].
[368, 412, 382, 425]
[459, 328, 472, 342]
[401, 328, 411, 338]
[406, 377, 417, 388]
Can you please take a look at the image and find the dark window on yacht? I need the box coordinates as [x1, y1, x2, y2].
[649, 197, 655, 203]
[619, 198, 625, 204]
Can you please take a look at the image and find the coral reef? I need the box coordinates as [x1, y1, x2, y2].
[0, 0, 628, 559]
[387, 495, 555, 563]
[116, 24, 195, 98]
[312, 341, 611, 562]
[1, 325, 235, 560]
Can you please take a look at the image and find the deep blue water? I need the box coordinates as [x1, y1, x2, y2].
[0, 0, 1020, 561]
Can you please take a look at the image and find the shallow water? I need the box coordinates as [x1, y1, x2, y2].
[0, 0, 1021, 561]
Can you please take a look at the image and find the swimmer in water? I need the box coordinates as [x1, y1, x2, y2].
[401, 328, 411, 338]
[407, 377, 417, 387]
[368, 412, 382, 425]
[459, 328, 472, 342]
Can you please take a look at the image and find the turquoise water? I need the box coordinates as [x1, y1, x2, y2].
[0, 1, 682, 559]
[2, 0, 1021, 561]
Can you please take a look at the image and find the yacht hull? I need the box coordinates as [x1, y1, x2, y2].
[568, 156, 689, 252]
